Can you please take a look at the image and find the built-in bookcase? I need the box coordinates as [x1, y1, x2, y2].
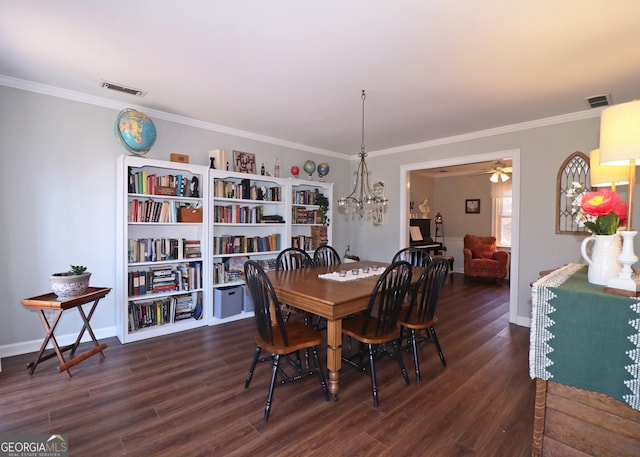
[210, 169, 289, 295]
[116, 155, 209, 343]
[116, 156, 333, 340]
[290, 178, 333, 255]
[209, 170, 333, 322]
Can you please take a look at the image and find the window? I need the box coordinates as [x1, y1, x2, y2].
[492, 181, 512, 247]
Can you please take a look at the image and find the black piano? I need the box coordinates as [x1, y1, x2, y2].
[409, 218, 443, 253]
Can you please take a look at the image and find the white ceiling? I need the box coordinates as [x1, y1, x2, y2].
[2, 1, 640, 156]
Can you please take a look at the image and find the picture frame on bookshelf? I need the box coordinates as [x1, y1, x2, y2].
[232, 150, 256, 174]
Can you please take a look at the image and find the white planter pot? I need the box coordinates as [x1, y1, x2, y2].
[50, 272, 91, 298]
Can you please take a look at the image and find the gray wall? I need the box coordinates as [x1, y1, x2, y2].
[2, 84, 637, 354]
[0, 85, 352, 353]
[342, 116, 635, 324]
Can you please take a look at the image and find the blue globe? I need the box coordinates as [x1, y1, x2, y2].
[115, 109, 157, 154]
[317, 162, 330, 180]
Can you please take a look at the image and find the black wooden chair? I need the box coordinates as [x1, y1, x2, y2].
[392, 246, 432, 267]
[275, 247, 313, 322]
[276, 247, 313, 271]
[398, 258, 449, 382]
[243, 260, 329, 422]
[313, 245, 341, 267]
[341, 260, 413, 407]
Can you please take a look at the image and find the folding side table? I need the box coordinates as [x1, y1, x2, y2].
[21, 287, 111, 377]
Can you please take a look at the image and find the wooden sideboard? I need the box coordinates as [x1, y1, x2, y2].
[530, 264, 640, 456]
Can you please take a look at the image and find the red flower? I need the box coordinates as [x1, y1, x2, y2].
[580, 189, 627, 225]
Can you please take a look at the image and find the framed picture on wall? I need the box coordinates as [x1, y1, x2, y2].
[465, 199, 480, 214]
[232, 150, 256, 174]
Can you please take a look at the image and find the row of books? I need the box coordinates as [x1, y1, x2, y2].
[213, 179, 282, 201]
[128, 262, 202, 296]
[213, 263, 243, 284]
[291, 232, 327, 251]
[292, 207, 323, 224]
[128, 199, 185, 223]
[128, 238, 201, 263]
[213, 257, 277, 284]
[128, 169, 198, 197]
[213, 233, 281, 255]
[127, 293, 201, 331]
[213, 204, 265, 224]
[293, 189, 323, 205]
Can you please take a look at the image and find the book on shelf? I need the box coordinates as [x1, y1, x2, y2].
[128, 168, 195, 197]
[127, 292, 199, 332]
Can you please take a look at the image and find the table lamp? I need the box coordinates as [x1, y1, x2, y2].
[599, 100, 640, 292]
[589, 148, 629, 191]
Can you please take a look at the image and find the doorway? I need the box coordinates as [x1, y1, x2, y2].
[399, 149, 520, 324]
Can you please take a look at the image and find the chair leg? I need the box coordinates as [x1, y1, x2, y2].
[245, 346, 261, 388]
[392, 339, 410, 385]
[264, 354, 280, 422]
[430, 327, 446, 367]
[409, 328, 421, 383]
[311, 346, 330, 401]
[367, 344, 379, 408]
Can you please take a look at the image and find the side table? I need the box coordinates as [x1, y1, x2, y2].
[22, 287, 111, 377]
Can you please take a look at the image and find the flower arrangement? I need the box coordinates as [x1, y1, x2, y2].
[566, 182, 627, 235]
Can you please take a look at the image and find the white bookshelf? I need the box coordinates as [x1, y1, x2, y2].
[116, 155, 209, 343]
[209, 170, 333, 322]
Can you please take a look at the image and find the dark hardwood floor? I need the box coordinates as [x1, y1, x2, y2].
[0, 274, 534, 456]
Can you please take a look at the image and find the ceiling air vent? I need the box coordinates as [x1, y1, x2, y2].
[584, 94, 611, 109]
[99, 80, 146, 97]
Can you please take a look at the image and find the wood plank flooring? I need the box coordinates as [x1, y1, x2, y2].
[0, 274, 534, 456]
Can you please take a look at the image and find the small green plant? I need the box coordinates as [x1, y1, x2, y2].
[70, 265, 87, 275]
[314, 194, 330, 226]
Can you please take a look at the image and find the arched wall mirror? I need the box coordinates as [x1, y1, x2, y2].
[556, 151, 591, 234]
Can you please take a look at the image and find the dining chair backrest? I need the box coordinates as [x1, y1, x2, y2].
[392, 247, 432, 268]
[313, 245, 342, 267]
[406, 257, 450, 323]
[360, 261, 412, 336]
[244, 260, 288, 347]
[276, 247, 313, 271]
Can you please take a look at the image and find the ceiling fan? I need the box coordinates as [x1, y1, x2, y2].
[473, 161, 512, 183]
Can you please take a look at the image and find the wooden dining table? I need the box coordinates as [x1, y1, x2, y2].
[266, 260, 401, 400]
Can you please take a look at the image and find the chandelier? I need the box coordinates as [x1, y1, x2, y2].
[337, 90, 388, 217]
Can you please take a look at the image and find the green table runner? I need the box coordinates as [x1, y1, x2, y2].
[530, 264, 640, 411]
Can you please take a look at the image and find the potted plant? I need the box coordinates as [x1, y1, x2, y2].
[50, 265, 91, 298]
[315, 194, 330, 226]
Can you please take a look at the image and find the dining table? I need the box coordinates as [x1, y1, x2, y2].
[266, 260, 414, 400]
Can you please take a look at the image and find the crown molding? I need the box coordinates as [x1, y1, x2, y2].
[1, 74, 602, 161]
[0, 75, 347, 159]
[366, 109, 603, 158]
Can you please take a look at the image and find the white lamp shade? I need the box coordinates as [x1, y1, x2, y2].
[599, 100, 640, 165]
[589, 148, 629, 187]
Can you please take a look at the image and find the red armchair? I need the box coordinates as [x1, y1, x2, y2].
[463, 235, 509, 283]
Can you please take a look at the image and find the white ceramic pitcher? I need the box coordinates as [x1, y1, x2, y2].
[581, 233, 622, 285]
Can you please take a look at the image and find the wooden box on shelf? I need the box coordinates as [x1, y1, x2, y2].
[178, 207, 203, 223]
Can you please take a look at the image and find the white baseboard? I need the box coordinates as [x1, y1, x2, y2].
[0, 326, 117, 359]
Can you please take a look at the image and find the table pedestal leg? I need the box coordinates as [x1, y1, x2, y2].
[326, 318, 342, 401]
